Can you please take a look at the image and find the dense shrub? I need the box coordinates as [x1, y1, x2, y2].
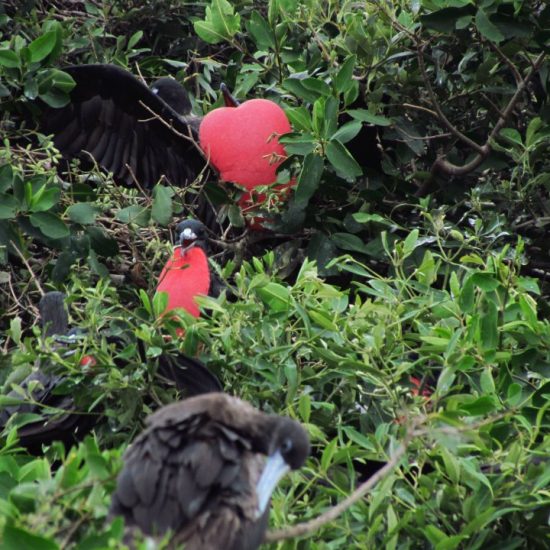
[0, 1, 549, 548]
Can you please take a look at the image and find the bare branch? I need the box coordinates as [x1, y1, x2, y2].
[487, 41, 522, 85]
[416, 51, 547, 197]
[417, 47, 485, 154]
[10, 240, 44, 296]
[402, 102, 439, 118]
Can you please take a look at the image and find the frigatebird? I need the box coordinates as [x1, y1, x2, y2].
[0, 292, 95, 452]
[42, 64, 208, 189]
[109, 392, 309, 549]
[0, 291, 221, 452]
[156, 218, 223, 317]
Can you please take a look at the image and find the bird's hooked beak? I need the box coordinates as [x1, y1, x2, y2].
[255, 450, 290, 518]
[221, 82, 240, 107]
[179, 227, 198, 256]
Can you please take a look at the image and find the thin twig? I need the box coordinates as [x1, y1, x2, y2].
[488, 41, 522, 85]
[9, 240, 45, 296]
[264, 428, 416, 542]
[417, 46, 485, 154]
[402, 102, 439, 118]
[416, 51, 546, 196]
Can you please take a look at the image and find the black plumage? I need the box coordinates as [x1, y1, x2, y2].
[110, 393, 309, 549]
[0, 292, 93, 452]
[42, 64, 206, 189]
[176, 218, 225, 298]
[0, 292, 221, 452]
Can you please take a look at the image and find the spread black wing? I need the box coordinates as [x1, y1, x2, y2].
[42, 64, 206, 189]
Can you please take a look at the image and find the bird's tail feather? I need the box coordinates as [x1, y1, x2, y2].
[39, 292, 69, 337]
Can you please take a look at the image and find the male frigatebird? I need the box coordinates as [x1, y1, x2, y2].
[0, 291, 221, 452]
[109, 392, 309, 549]
[156, 218, 223, 317]
[42, 65, 294, 229]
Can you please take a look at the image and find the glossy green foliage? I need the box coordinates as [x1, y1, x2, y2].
[0, 0, 549, 548]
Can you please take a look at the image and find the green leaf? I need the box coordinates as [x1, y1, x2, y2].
[247, 11, 274, 49]
[227, 203, 245, 228]
[294, 153, 323, 208]
[0, 194, 18, 219]
[475, 9, 504, 43]
[416, 249, 437, 286]
[152, 184, 174, 225]
[256, 282, 290, 312]
[326, 140, 362, 179]
[460, 395, 497, 416]
[38, 69, 76, 94]
[285, 107, 312, 132]
[66, 203, 99, 225]
[29, 186, 60, 212]
[470, 273, 500, 292]
[153, 291, 169, 317]
[116, 205, 150, 226]
[127, 30, 143, 49]
[282, 78, 320, 103]
[479, 300, 498, 351]
[331, 121, 362, 144]
[298, 393, 311, 423]
[0, 49, 20, 68]
[302, 77, 331, 97]
[334, 55, 356, 94]
[499, 128, 523, 147]
[353, 213, 393, 226]
[38, 89, 71, 108]
[0, 164, 14, 193]
[28, 31, 57, 63]
[331, 232, 369, 254]
[348, 109, 392, 126]
[506, 383, 522, 406]
[29, 212, 70, 239]
[459, 277, 475, 314]
[480, 368, 495, 394]
[2, 525, 59, 550]
[343, 426, 375, 450]
[402, 229, 419, 258]
[194, 0, 241, 44]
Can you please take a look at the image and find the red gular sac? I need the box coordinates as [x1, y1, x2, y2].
[199, 98, 294, 226]
[156, 220, 212, 319]
[79, 354, 97, 368]
[409, 376, 433, 398]
[156, 247, 211, 318]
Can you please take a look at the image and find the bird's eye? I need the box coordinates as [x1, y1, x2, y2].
[280, 438, 293, 454]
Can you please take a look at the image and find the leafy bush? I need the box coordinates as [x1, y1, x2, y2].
[0, 0, 549, 548]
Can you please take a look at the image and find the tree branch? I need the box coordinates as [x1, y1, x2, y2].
[417, 46, 485, 154]
[416, 51, 546, 197]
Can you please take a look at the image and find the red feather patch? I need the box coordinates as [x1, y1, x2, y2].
[156, 247, 211, 317]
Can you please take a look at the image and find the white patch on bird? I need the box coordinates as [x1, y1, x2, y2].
[181, 227, 197, 240]
[152, 87, 159, 95]
[255, 450, 289, 518]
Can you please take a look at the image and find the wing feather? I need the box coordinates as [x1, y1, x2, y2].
[42, 64, 206, 189]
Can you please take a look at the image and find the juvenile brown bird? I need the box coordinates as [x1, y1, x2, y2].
[109, 393, 309, 549]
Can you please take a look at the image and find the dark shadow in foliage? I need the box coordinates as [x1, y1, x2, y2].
[0, 292, 221, 454]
